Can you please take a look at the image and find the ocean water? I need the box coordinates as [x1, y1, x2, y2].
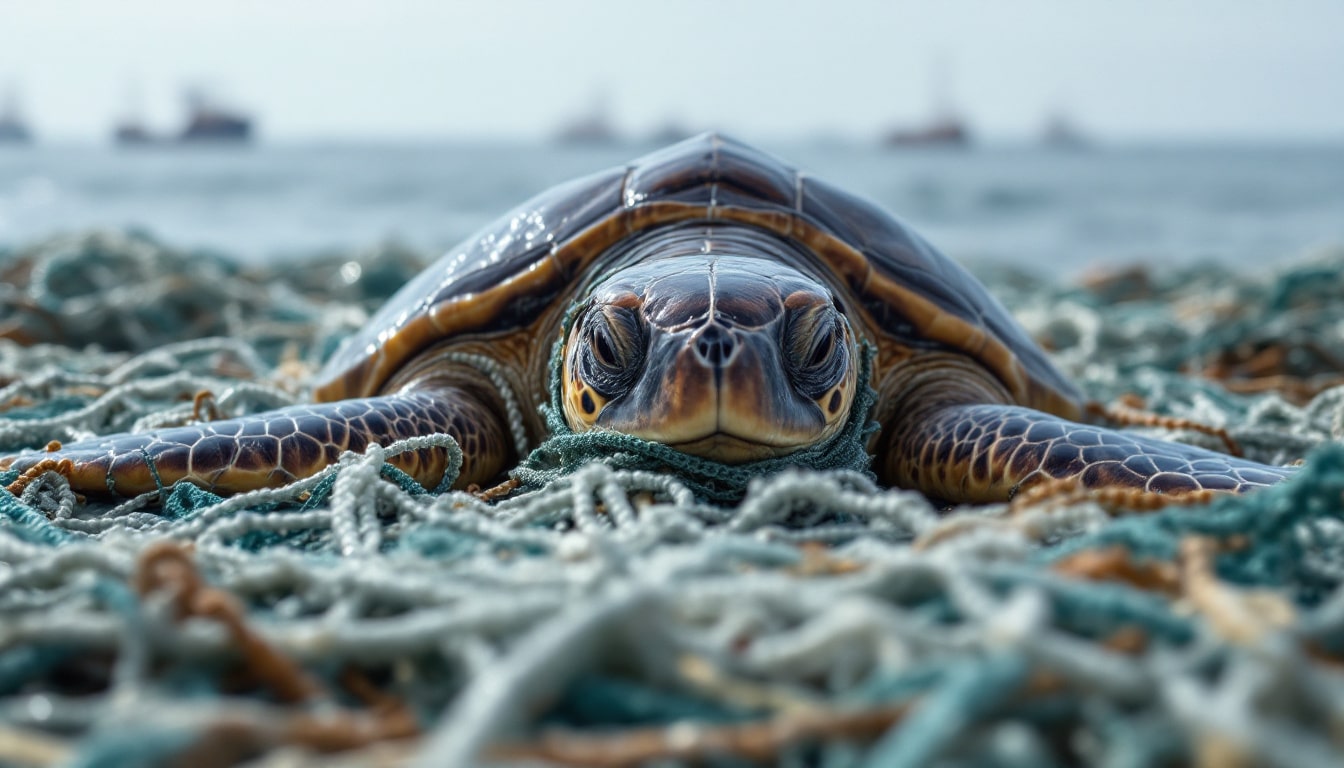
[1, 140, 1342, 275]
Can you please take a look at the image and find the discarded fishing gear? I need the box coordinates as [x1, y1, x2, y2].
[1, 232, 1342, 767]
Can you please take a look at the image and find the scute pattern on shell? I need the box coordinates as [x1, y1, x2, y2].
[316, 167, 628, 399]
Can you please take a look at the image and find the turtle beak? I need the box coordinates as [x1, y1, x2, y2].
[595, 321, 830, 462]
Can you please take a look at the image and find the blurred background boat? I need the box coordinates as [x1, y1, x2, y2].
[883, 116, 971, 148]
[1040, 109, 1091, 150]
[0, 84, 33, 144]
[646, 119, 695, 146]
[112, 87, 255, 146]
[882, 56, 973, 148]
[112, 121, 156, 146]
[178, 88, 253, 143]
[552, 91, 619, 146]
[111, 80, 158, 146]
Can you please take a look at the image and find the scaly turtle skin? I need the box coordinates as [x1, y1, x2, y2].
[1, 134, 1296, 502]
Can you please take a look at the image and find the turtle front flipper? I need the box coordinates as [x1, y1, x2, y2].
[0, 388, 511, 497]
[885, 403, 1296, 504]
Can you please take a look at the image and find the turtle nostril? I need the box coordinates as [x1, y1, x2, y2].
[692, 324, 737, 367]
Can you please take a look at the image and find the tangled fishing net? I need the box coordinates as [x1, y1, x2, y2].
[2, 230, 1343, 767]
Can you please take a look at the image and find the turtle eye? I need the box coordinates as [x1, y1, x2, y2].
[578, 305, 645, 398]
[784, 305, 850, 400]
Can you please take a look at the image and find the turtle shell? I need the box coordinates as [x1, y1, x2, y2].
[315, 133, 1082, 420]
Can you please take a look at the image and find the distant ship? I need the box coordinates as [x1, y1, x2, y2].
[882, 55, 973, 149]
[1040, 111, 1091, 150]
[883, 117, 971, 148]
[111, 87, 255, 146]
[0, 85, 33, 144]
[0, 117, 30, 144]
[553, 91, 620, 146]
[112, 121, 156, 146]
[646, 119, 695, 146]
[553, 114, 617, 146]
[178, 90, 253, 143]
[112, 80, 160, 146]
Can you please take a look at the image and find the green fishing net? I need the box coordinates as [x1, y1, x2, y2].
[1, 230, 1342, 767]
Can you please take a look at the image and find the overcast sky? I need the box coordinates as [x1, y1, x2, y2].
[2, 0, 1342, 143]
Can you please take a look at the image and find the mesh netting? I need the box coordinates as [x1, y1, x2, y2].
[1, 230, 1343, 767]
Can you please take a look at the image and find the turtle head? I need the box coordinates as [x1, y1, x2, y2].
[561, 255, 858, 462]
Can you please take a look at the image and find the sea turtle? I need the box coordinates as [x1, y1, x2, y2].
[1, 133, 1296, 502]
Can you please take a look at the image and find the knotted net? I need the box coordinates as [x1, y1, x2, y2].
[2, 231, 1343, 767]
